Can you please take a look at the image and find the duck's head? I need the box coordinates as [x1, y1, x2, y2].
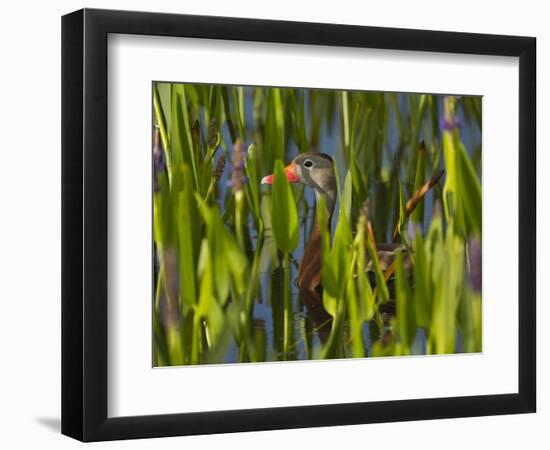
[261, 152, 337, 215]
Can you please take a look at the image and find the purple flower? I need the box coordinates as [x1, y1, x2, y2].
[468, 237, 482, 293]
[153, 128, 166, 192]
[154, 148, 165, 173]
[226, 176, 249, 188]
[439, 115, 462, 132]
[230, 139, 248, 192]
[214, 152, 226, 181]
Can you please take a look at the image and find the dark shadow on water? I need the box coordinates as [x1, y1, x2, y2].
[299, 287, 332, 345]
[35, 417, 61, 433]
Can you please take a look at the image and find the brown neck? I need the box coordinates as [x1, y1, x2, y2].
[297, 198, 333, 292]
[297, 221, 323, 291]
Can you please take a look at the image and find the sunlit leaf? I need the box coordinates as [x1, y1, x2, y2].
[177, 165, 200, 312]
[413, 230, 432, 328]
[395, 252, 415, 354]
[271, 160, 299, 254]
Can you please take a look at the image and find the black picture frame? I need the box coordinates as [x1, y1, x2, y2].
[62, 8, 536, 442]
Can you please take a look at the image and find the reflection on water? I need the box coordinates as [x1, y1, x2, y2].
[221, 223, 453, 363]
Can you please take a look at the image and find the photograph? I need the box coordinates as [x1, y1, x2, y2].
[152, 82, 482, 366]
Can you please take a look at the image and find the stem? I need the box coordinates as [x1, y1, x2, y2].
[320, 297, 345, 359]
[342, 91, 350, 152]
[191, 315, 200, 365]
[166, 327, 184, 366]
[346, 254, 364, 358]
[204, 177, 216, 203]
[245, 223, 265, 316]
[153, 83, 172, 186]
[154, 269, 164, 311]
[283, 252, 291, 357]
[153, 83, 170, 151]
[235, 190, 245, 249]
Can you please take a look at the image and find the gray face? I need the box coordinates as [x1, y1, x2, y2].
[292, 152, 337, 216]
[293, 152, 336, 195]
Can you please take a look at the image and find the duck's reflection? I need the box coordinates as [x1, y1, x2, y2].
[298, 287, 332, 345]
[299, 284, 399, 352]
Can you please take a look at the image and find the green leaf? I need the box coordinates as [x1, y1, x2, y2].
[195, 195, 249, 303]
[395, 252, 415, 354]
[394, 163, 407, 240]
[354, 215, 375, 321]
[195, 245, 227, 351]
[457, 141, 482, 234]
[428, 225, 464, 354]
[232, 86, 247, 141]
[413, 230, 432, 328]
[171, 84, 199, 191]
[288, 89, 308, 152]
[221, 86, 237, 143]
[153, 83, 171, 184]
[265, 89, 285, 168]
[341, 170, 353, 221]
[245, 144, 261, 224]
[177, 165, 200, 312]
[365, 232, 390, 304]
[271, 160, 299, 254]
[321, 201, 353, 298]
[349, 150, 367, 211]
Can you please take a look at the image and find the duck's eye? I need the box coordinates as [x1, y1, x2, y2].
[303, 159, 314, 169]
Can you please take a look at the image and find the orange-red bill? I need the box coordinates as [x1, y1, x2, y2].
[261, 162, 300, 184]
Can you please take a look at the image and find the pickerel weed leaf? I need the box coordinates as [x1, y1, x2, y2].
[457, 141, 482, 234]
[176, 165, 201, 312]
[411, 141, 426, 224]
[413, 230, 432, 328]
[395, 252, 415, 355]
[271, 160, 299, 254]
[195, 195, 249, 303]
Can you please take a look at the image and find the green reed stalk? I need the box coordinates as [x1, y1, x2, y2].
[245, 222, 264, 316]
[283, 252, 291, 357]
[342, 91, 350, 155]
[235, 190, 245, 249]
[346, 252, 364, 358]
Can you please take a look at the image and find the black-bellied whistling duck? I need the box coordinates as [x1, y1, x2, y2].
[262, 152, 408, 294]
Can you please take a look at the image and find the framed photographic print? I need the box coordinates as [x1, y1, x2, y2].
[61, 8, 536, 441]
